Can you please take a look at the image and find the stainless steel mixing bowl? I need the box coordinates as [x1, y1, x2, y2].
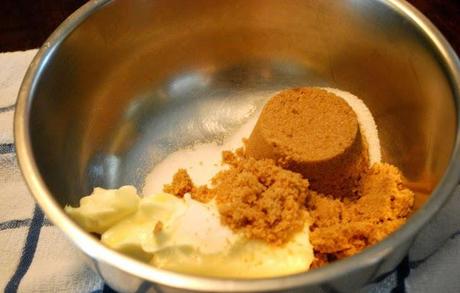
[14, 0, 460, 292]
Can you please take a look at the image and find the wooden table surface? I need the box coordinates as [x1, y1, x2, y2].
[1, 0, 459, 53]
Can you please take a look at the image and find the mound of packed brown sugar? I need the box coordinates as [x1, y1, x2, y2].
[308, 163, 414, 268]
[245, 87, 369, 198]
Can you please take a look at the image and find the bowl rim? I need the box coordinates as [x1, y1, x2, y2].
[14, 0, 460, 291]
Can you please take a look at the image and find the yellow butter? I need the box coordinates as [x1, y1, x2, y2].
[65, 186, 140, 234]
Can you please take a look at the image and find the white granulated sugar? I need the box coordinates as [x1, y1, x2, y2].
[323, 87, 382, 164]
[143, 115, 259, 196]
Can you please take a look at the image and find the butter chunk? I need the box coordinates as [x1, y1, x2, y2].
[65, 185, 140, 234]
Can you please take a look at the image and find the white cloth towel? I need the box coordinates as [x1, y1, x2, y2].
[0, 50, 103, 293]
[0, 50, 459, 293]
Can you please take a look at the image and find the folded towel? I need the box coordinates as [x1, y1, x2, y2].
[0, 49, 459, 293]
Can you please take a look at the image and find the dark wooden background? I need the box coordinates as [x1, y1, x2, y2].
[0, 0, 459, 53]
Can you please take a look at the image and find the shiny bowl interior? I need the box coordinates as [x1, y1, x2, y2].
[15, 0, 460, 292]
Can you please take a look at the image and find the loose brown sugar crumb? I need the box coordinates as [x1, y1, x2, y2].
[211, 150, 310, 245]
[154, 221, 163, 234]
[163, 169, 215, 203]
[308, 163, 414, 266]
[162, 149, 310, 245]
[191, 185, 214, 203]
[163, 168, 193, 197]
[310, 251, 337, 269]
[355, 163, 414, 221]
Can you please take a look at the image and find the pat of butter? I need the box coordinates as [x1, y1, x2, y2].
[101, 193, 186, 261]
[65, 186, 140, 234]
